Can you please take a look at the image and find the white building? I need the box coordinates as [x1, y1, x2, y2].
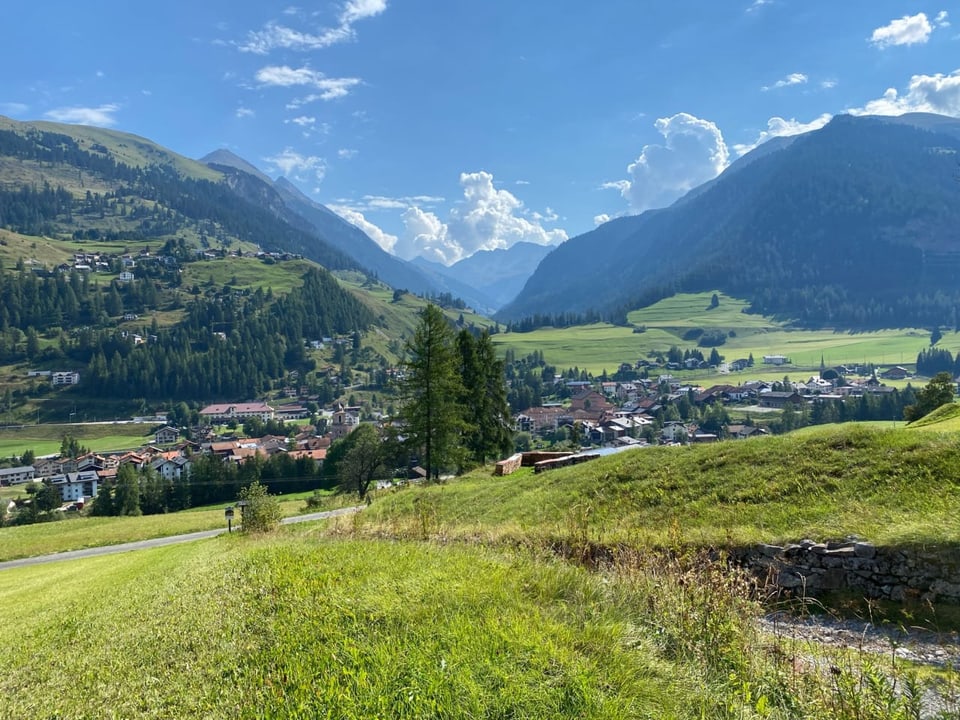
[52, 371, 80, 386]
[49, 471, 100, 502]
[0, 466, 36, 485]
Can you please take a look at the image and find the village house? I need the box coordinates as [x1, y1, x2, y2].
[0, 465, 36, 485]
[150, 455, 191, 481]
[758, 391, 806, 409]
[155, 426, 180, 444]
[49, 471, 100, 502]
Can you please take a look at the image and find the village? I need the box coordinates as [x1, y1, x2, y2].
[0, 351, 917, 512]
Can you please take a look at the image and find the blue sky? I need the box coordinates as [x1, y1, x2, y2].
[2, 1, 959, 264]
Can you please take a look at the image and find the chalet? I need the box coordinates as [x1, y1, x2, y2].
[155, 426, 180, 444]
[33, 456, 64, 477]
[725, 424, 768, 440]
[199, 402, 275, 423]
[52, 371, 80, 386]
[568, 389, 615, 414]
[758, 391, 805, 409]
[49, 471, 100, 502]
[880, 366, 910, 380]
[150, 456, 191, 481]
[0, 465, 36, 485]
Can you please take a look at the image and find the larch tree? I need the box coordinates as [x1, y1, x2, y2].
[457, 329, 513, 466]
[401, 304, 465, 479]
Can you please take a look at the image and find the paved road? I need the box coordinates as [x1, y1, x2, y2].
[0, 506, 363, 572]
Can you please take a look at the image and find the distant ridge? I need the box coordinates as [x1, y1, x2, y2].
[500, 112, 960, 330]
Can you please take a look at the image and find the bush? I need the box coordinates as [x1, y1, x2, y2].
[237, 481, 282, 533]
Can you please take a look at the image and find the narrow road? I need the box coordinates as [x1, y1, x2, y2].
[0, 506, 363, 571]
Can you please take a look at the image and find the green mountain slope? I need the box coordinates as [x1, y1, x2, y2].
[500, 113, 960, 329]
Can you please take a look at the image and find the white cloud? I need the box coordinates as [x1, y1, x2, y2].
[338, 194, 445, 211]
[239, 1, 386, 54]
[329, 205, 397, 253]
[289, 115, 315, 126]
[44, 104, 120, 127]
[393, 171, 568, 265]
[338, 148, 358, 159]
[870, 13, 934, 48]
[733, 113, 833, 156]
[935, 10, 950, 27]
[594, 214, 612, 226]
[849, 70, 960, 117]
[235, 106, 254, 118]
[605, 113, 729, 212]
[341, 0, 387, 24]
[821, 79, 838, 90]
[746, 0, 772, 13]
[263, 148, 327, 182]
[0, 102, 28, 116]
[762, 72, 808, 91]
[255, 65, 360, 100]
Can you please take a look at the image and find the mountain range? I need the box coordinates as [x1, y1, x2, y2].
[500, 113, 960, 329]
[3, 112, 960, 330]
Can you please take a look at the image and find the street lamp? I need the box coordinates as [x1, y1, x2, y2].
[224, 505, 235, 533]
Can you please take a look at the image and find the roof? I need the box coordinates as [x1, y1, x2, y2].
[199, 402, 273, 415]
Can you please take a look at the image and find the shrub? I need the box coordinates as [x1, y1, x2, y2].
[237, 481, 282, 533]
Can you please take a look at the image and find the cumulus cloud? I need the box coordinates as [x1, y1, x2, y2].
[391, 171, 567, 265]
[733, 113, 833, 156]
[869, 12, 934, 48]
[849, 70, 960, 117]
[263, 148, 326, 182]
[935, 10, 950, 27]
[255, 65, 360, 100]
[44, 104, 119, 127]
[605, 113, 729, 212]
[762, 73, 808, 91]
[329, 205, 398, 253]
[594, 214, 612, 226]
[239, 0, 386, 54]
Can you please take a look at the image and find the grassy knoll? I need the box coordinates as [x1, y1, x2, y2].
[493, 291, 954, 376]
[180, 256, 317, 294]
[352, 424, 960, 549]
[0, 422, 154, 459]
[0, 537, 714, 719]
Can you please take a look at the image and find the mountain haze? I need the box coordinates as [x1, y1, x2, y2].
[500, 113, 960, 329]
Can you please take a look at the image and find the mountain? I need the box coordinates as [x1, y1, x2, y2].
[500, 113, 960, 329]
[421, 242, 554, 311]
[0, 116, 357, 271]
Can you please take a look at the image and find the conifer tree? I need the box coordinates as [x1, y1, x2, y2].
[401, 304, 464, 479]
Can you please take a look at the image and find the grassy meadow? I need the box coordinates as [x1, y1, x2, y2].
[0, 422, 155, 460]
[352, 423, 960, 549]
[492, 291, 950, 377]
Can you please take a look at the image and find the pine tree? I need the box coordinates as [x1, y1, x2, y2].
[457, 329, 514, 466]
[401, 304, 464, 479]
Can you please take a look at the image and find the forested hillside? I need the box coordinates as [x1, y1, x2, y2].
[501, 114, 960, 329]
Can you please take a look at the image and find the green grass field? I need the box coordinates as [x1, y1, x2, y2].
[493, 291, 953, 377]
[0, 423, 154, 460]
[352, 423, 960, 549]
[0, 537, 715, 719]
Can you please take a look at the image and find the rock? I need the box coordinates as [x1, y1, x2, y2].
[853, 542, 876, 559]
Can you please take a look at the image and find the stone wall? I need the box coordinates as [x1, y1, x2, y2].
[533, 453, 599, 473]
[732, 540, 960, 604]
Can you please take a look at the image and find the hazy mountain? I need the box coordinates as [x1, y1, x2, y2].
[500, 113, 960, 329]
[423, 242, 554, 310]
[409, 256, 500, 314]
